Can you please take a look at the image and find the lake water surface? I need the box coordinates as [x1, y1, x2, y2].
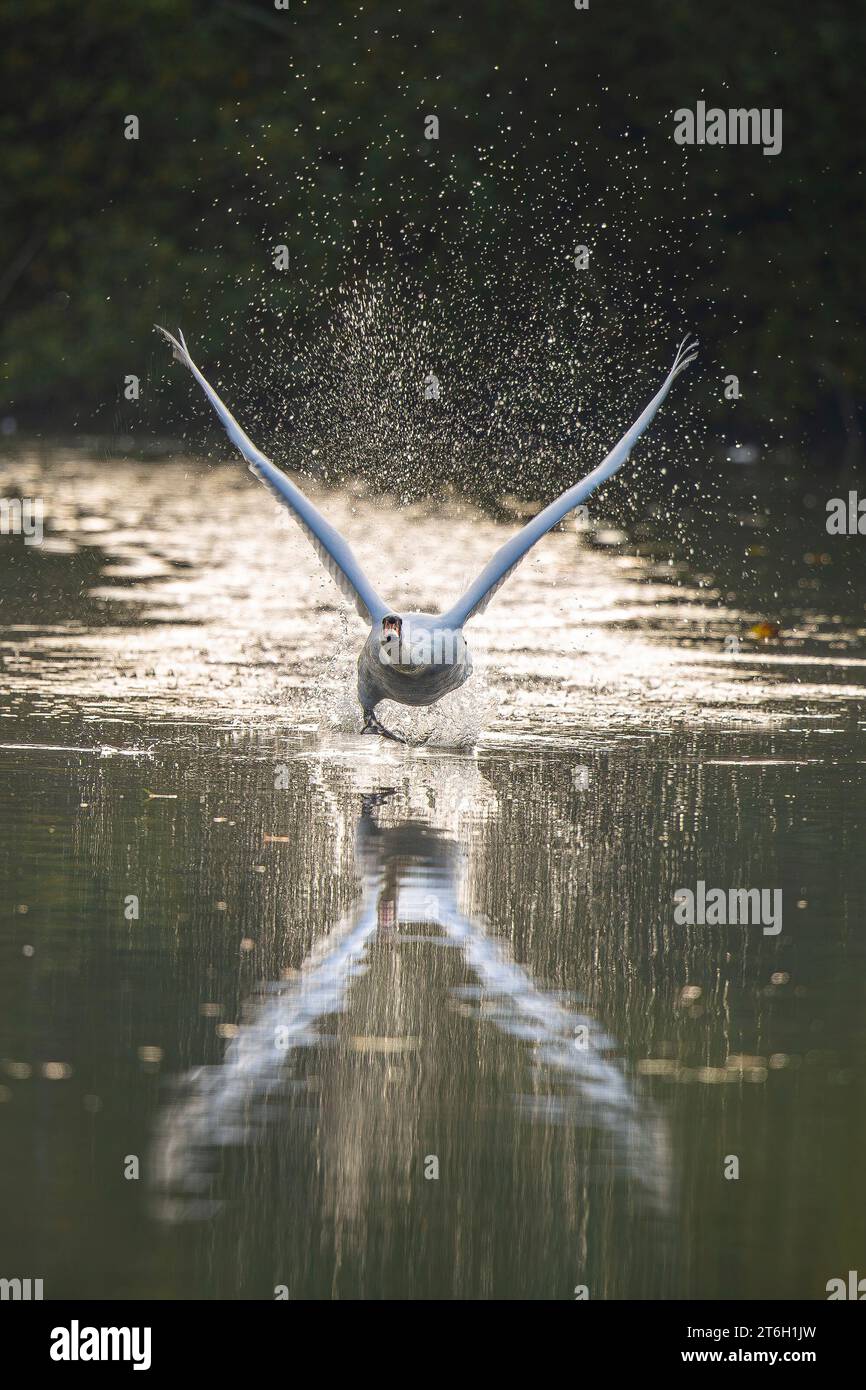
[1, 445, 864, 1299]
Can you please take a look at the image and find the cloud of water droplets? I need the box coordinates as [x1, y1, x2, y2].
[193, 139, 703, 513]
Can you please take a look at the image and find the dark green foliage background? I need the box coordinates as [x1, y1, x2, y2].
[0, 0, 861, 450]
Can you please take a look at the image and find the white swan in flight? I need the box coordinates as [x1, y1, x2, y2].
[156, 326, 697, 740]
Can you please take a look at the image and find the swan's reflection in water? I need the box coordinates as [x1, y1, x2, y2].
[150, 761, 670, 1289]
[152, 767, 675, 1223]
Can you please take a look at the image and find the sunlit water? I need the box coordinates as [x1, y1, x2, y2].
[1, 445, 864, 1298]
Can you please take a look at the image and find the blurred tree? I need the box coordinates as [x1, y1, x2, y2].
[0, 0, 861, 455]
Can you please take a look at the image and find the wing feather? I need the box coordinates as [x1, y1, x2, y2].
[442, 338, 698, 627]
[155, 326, 389, 625]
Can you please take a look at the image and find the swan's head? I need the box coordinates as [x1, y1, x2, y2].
[379, 615, 407, 669]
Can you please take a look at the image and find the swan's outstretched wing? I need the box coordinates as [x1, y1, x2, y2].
[442, 338, 698, 627]
[155, 326, 389, 625]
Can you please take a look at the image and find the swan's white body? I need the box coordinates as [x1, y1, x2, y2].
[156, 326, 697, 737]
[358, 612, 472, 713]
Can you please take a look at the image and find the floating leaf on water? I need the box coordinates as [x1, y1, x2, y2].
[748, 622, 780, 640]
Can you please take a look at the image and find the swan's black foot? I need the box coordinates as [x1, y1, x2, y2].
[361, 710, 407, 744]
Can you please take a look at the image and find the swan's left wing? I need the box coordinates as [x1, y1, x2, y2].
[442, 338, 698, 628]
[155, 326, 389, 625]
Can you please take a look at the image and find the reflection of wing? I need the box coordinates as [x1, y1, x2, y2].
[437, 889, 672, 1210]
[149, 894, 380, 1220]
[155, 326, 389, 624]
[443, 339, 698, 627]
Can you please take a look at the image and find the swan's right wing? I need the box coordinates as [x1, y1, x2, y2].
[442, 338, 698, 627]
[155, 326, 389, 625]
